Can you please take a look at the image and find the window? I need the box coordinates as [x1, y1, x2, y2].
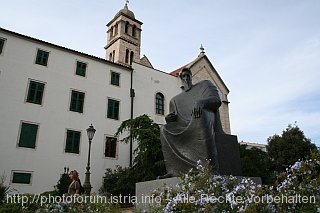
[107, 98, 119, 120]
[105, 136, 117, 158]
[111, 71, 120, 86]
[125, 49, 129, 64]
[12, 172, 32, 184]
[114, 23, 118, 35]
[70, 90, 85, 113]
[76, 61, 87, 77]
[132, 25, 136, 37]
[130, 51, 134, 65]
[125, 21, 129, 34]
[156, 93, 164, 115]
[110, 26, 113, 37]
[35, 49, 49, 66]
[26, 80, 45, 105]
[0, 38, 5, 55]
[18, 122, 38, 149]
[65, 130, 81, 154]
[109, 53, 112, 61]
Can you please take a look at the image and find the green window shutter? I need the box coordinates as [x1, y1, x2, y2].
[114, 100, 119, 119]
[12, 172, 32, 184]
[18, 122, 38, 148]
[70, 91, 84, 113]
[76, 61, 86, 77]
[27, 81, 45, 104]
[107, 99, 119, 120]
[0, 39, 4, 54]
[36, 49, 49, 66]
[111, 72, 120, 86]
[65, 130, 81, 154]
[107, 100, 113, 118]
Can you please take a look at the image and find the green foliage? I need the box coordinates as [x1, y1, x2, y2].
[151, 156, 320, 213]
[55, 173, 71, 196]
[267, 123, 317, 174]
[100, 166, 135, 199]
[0, 193, 121, 213]
[240, 145, 272, 184]
[115, 114, 166, 179]
[273, 151, 320, 212]
[101, 115, 166, 200]
[151, 160, 267, 213]
[0, 174, 13, 205]
[0, 203, 21, 213]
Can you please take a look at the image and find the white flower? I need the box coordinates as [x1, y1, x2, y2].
[291, 161, 302, 171]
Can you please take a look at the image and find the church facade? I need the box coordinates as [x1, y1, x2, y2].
[0, 4, 231, 193]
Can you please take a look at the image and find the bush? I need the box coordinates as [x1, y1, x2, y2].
[0, 174, 13, 205]
[151, 155, 320, 213]
[55, 173, 71, 196]
[0, 193, 121, 213]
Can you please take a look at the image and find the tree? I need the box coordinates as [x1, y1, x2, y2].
[267, 123, 317, 174]
[100, 115, 166, 199]
[55, 172, 70, 196]
[239, 145, 272, 184]
[114, 114, 166, 179]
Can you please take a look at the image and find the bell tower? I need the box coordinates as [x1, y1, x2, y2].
[105, 3, 143, 66]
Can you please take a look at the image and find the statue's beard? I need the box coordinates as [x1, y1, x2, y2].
[184, 80, 192, 91]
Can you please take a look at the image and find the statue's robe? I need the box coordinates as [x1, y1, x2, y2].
[160, 80, 223, 176]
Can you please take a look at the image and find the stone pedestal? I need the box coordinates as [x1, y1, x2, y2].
[135, 177, 179, 212]
[215, 133, 242, 176]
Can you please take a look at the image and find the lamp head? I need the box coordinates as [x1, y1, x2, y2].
[86, 124, 96, 141]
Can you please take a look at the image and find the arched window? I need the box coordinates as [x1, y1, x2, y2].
[132, 25, 136, 37]
[130, 51, 134, 65]
[110, 26, 113, 38]
[114, 23, 118, 35]
[155, 93, 164, 115]
[125, 22, 129, 34]
[125, 49, 129, 63]
[112, 50, 115, 62]
[109, 53, 113, 61]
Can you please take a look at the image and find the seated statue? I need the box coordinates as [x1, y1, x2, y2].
[160, 68, 224, 177]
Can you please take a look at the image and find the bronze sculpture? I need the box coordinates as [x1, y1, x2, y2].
[160, 68, 225, 177]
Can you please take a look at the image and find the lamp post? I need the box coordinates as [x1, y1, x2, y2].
[83, 124, 96, 195]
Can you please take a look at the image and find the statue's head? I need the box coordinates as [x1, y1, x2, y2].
[180, 68, 193, 91]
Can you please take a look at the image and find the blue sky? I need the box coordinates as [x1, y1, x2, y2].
[1, 0, 320, 146]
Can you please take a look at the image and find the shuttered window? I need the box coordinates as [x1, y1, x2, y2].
[76, 61, 87, 77]
[105, 136, 117, 158]
[12, 172, 32, 184]
[70, 90, 85, 113]
[0, 38, 5, 55]
[35, 49, 49, 66]
[111, 71, 120, 86]
[107, 99, 119, 120]
[18, 122, 38, 149]
[26, 80, 45, 105]
[65, 130, 81, 154]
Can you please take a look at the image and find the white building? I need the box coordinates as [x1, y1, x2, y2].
[239, 141, 267, 152]
[0, 3, 232, 194]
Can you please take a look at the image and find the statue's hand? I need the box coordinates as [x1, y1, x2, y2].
[165, 113, 178, 122]
[191, 107, 202, 119]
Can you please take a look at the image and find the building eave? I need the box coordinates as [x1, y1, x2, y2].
[0, 27, 133, 71]
[107, 13, 143, 26]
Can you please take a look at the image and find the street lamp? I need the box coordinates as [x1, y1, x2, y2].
[83, 124, 96, 195]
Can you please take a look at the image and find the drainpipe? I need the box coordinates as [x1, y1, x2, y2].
[129, 69, 135, 167]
